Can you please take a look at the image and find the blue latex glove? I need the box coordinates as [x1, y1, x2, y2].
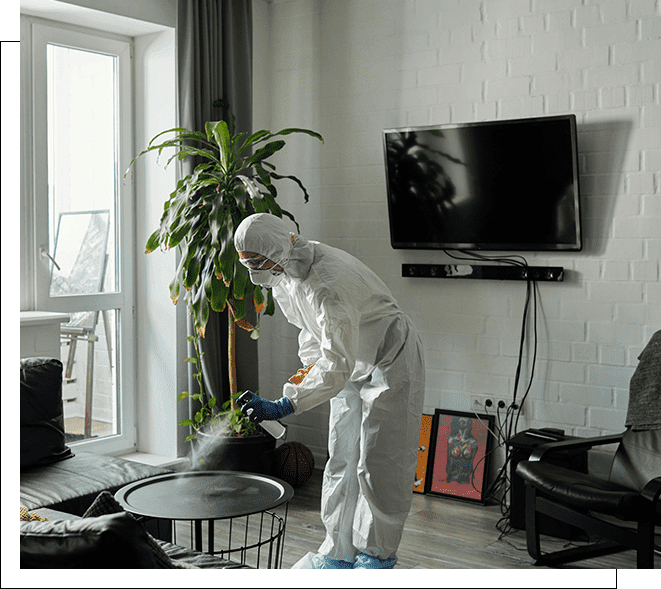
[240, 393, 294, 424]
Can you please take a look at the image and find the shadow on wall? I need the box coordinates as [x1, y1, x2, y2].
[576, 119, 634, 257]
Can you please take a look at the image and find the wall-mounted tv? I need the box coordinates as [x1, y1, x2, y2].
[383, 114, 582, 252]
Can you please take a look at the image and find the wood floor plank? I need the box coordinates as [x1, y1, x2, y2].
[172, 468, 656, 570]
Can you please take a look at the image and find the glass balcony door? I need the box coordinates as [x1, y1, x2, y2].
[31, 22, 135, 453]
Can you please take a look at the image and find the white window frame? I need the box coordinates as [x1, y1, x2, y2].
[23, 16, 136, 455]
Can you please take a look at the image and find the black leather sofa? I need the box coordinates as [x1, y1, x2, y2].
[19, 357, 247, 569]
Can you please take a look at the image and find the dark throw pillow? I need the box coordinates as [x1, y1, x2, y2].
[20, 512, 159, 568]
[20, 357, 73, 470]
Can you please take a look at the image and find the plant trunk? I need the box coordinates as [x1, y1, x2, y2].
[228, 309, 237, 410]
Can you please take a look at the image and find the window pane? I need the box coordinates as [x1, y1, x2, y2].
[47, 44, 117, 295]
[62, 308, 120, 441]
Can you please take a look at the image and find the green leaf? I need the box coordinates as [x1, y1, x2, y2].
[178, 419, 195, 427]
[183, 247, 203, 290]
[184, 357, 198, 364]
[168, 219, 196, 250]
[232, 297, 246, 321]
[218, 226, 236, 285]
[209, 201, 227, 250]
[264, 192, 283, 217]
[145, 230, 161, 254]
[165, 146, 220, 168]
[253, 285, 265, 313]
[268, 127, 324, 143]
[177, 391, 190, 401]
[231, 131, 247, 152]
[208, 397, 217, 409]
[209, 274, 229, 312]
[271, 171, 313, 203]
[247, 140, 286, 167]
[252, 196, 269, 213]
[265, 288, 275, 316]
[206, 121, 231, 171]
[125, 127, 220, 177]
[254, 164, 272, 188]
[147, 127, 201, 148]
[281, 209, 301, 233]
[185, 433, 197, 442]
[237, 130, 271, 156]
[232, 263, 249, 301]
[192, 282, 210, 336]
[168, 273, 181, 305]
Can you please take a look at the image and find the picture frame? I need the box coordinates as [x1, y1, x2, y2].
[425, 409, 494, 503]
[413, 414, 434, 494]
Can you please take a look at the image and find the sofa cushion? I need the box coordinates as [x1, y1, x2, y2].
[20, 452, 171, 516]
[82, 491, 194, 568]
[20, 357, 73, 470]
[21, 493, 249, 569]
[20, 512, 160, 568]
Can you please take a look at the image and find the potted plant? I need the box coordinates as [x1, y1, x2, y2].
[127, 101, 323, 472]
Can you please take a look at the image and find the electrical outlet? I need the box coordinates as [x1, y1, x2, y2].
[494, 398, 520, 412]
[469, 395, 491, 411]
[469, 395, 519, 412]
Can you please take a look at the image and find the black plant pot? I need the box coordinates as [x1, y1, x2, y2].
[194, 430, 276, 475]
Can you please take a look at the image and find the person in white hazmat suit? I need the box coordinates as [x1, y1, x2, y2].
[235, 213, 425, 569]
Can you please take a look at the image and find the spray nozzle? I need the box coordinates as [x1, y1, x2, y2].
[236, 391, 254, 408]
[235, 391, 287, 440]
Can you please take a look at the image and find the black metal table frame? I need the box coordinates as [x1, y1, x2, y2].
[171, 504, 290, 568]
[115, 471, 294, 569]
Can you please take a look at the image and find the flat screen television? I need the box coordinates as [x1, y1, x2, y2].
[383, 114, 582, 251]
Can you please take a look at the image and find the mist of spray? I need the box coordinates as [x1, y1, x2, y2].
[188, 414, 231, 471]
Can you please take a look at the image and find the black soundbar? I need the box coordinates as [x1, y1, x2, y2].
[402, 264, 564, 282]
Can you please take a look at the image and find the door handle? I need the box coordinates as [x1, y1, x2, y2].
[39, 246, 61, 271]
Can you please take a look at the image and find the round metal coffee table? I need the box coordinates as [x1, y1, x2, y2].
[115, 471, 294, 568]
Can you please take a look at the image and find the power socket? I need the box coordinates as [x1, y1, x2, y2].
[469, 395, 490, 411]
[469, 395, 518, 412]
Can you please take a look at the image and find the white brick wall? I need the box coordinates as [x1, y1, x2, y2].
[254, 0, 660, 467]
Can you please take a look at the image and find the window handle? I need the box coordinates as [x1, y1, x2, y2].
[39, 246, 61, 271]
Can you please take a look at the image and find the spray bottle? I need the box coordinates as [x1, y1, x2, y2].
[237, 391, 287, 439]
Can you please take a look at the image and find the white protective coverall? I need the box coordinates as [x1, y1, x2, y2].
[234, 213, 425, 563]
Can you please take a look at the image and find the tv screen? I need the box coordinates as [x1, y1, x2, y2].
[383, 114, 582, 251]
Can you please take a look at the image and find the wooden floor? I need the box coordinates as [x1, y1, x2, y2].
[173, 468, 657, 571]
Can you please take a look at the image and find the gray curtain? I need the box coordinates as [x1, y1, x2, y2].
[177, 0, 256, 414]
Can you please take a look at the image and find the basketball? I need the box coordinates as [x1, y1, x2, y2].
[274, 442, 315, 487]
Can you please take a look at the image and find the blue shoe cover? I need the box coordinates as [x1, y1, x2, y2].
[291, 552, 353, 569]
[353, 553, 397, 569]
[317, 554, 354, 569]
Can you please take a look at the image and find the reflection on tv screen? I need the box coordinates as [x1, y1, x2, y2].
[384, 115, 582, 251]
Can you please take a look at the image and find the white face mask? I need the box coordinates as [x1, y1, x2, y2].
[248, 268, 285, 288]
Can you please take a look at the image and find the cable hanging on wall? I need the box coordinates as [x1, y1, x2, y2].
[445, 250, 540, 539]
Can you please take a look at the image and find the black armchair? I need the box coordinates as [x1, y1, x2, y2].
[516, 429, 660, 568]
[516, 331, 661, 569]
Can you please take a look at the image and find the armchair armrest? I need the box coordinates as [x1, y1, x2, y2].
[640, 476, 661, 507]
[529, 432, 624, 462]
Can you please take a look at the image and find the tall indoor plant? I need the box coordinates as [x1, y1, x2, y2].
[128, 102, 323, 447]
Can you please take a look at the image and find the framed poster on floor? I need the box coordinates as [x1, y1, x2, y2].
[426, 409, 494, 503]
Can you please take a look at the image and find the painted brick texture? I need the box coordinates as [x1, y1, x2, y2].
[253, 0, 660, 464]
